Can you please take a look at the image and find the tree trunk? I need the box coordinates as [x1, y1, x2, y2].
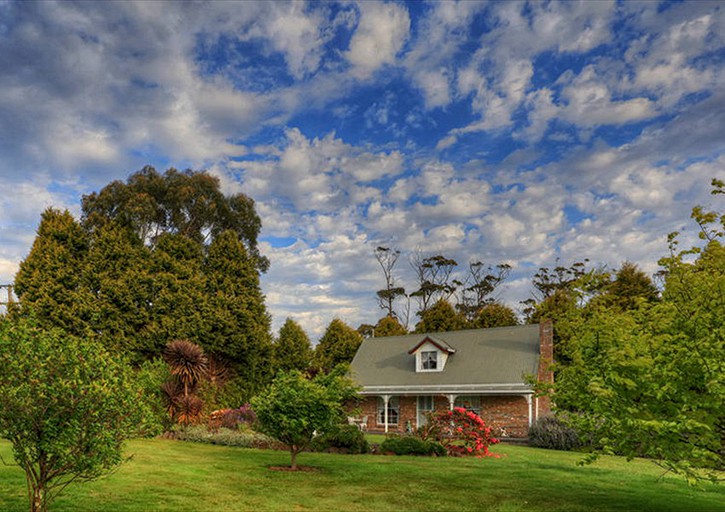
[30, 484, 45, 512]
[290, 446, 298, 470]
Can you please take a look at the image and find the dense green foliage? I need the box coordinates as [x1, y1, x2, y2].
[414, 299, 467, 333]
[314, 319, 363, 373]
[202, 230, 273, 395]
[14, 168, 273, 406]
[0, 320, 147, 512]
[379, 436, 446, 456]
[372, 315, 408, 337]
[13, 210, 92, 336]
[470, 302, 520, 328]
[251, 369, 358, 469]
[133, 358, 172, 435]
[273, 318, 313, 373]
[81, 166, 268, 271]
[311, 424, 369, 454]
[549, 181, 725, 479]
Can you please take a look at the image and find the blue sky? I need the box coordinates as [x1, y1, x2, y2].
[1, 1, 724, 337]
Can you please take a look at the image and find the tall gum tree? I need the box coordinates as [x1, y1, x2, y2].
[81, 166, 268, 272]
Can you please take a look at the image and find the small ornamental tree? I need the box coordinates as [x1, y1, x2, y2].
[162, 339, 208, 426]
[427, 407, 500, 458]
[252, 368, 358, 469]
[0, 319, 147, 512]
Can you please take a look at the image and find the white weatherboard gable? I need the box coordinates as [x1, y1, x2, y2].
[412, 340, 449, 372]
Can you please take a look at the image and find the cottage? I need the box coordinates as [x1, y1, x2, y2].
[348, 321, 553, 438]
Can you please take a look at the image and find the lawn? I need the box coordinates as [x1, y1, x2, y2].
[0, 439, 722, 511]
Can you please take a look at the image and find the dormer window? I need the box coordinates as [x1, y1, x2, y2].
[409, 336, 455, 373]
[421, 351, 438, 370]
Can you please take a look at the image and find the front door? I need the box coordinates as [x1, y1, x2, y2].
[417, 395, 434, 428]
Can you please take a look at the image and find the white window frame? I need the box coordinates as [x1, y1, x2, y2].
[419, 350, 439, 372]
[454, 396, 481, 416]
[377, 396, 399, 425]
[417, 395, 435, 428]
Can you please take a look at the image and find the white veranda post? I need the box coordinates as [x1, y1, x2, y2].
[525, 394, 533, 427]
[447, 394, 457, 410]
[383, 395, 390, 433]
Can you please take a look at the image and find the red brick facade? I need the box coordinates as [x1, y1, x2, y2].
[356, 394, 538, 438]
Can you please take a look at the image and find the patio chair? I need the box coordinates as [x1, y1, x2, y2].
[359, 415, 368, 431]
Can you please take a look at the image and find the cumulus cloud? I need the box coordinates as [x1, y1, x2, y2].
[404, 1, 485, 109]
[557, 65, 658, 127]
[240, 128, 404, 215]
[345, 1, 410, 79]
[1, 0, 723, 339]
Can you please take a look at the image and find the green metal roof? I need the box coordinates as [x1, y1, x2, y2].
[349, 324, 541, 395]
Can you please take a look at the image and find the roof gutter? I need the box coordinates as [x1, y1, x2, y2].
[360, 383, 533, 395]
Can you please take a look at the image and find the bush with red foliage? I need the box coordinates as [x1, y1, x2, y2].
[427, 407, 499, 458]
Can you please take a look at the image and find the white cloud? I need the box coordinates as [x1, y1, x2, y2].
[520, 88, 558, 142]
[440, 1, 618, 141]
[259, 2, 329, 79]
[557, 65, 658, 127]
[1, 0, 723, 342]
[625, 12, 722, 108]
[240, 128, 403, 214]
[404, 1, 485, 109]
[345, 1, 410, 79]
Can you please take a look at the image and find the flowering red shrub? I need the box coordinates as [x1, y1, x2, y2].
[428, 407, 499, 458]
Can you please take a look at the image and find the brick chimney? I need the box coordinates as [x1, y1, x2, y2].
[536, 319, 554, 415]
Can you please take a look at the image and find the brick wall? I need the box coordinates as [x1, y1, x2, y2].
[355, 394, 531, 437]
[479, 395, 530, 438]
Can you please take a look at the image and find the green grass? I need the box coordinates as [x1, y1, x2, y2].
[0, 439, 722, 511]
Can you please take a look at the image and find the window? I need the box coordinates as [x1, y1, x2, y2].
[377, 396, 399, 425]
[454, 396, 481, 415]
[417, 396, 434, 427]
[421, 350, 437, 370]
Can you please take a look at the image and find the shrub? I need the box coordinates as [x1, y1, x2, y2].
[211, 404, 258, 430]
[427, 407, 499, 457]
[135, 358, 172, 435]
[311, 424, 369, 454]
[380, 435, 446, 456]
[529, 415, 583, 451]
[173, 425, 277, 449]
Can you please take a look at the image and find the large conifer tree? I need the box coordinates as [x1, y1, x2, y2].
[274, 318, 313, 374]
[204, 230, 273, 396]
[14, 208, 92, 335]
[15, 169, 273, 405]
[314, 319, 363, 373]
